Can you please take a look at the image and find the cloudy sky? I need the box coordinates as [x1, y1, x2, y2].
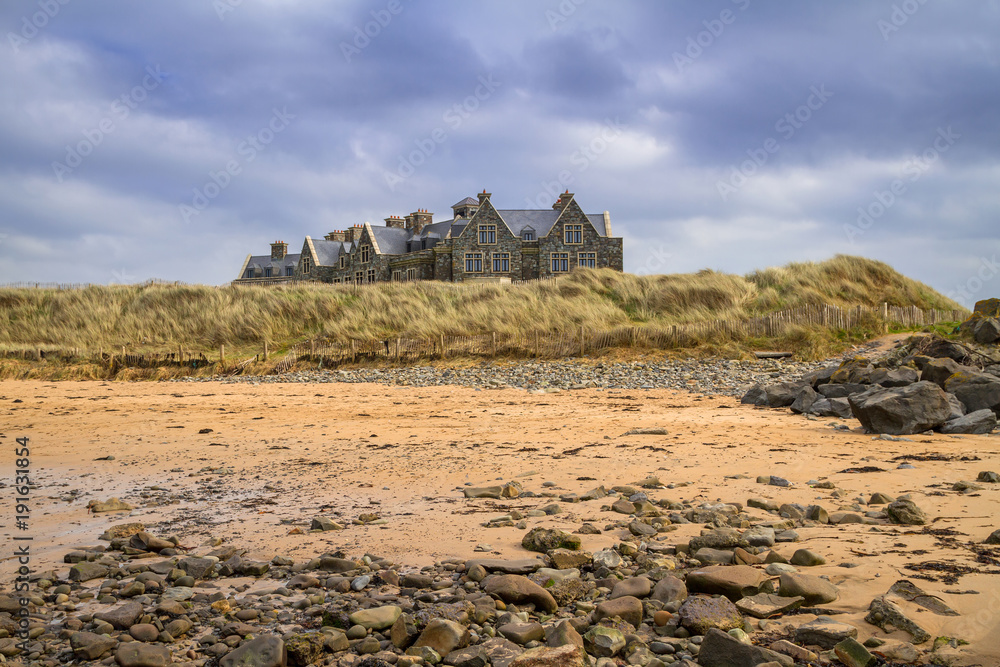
[1, 1, 998, 304]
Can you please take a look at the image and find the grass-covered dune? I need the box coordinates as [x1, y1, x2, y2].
[0, 255, 965, 359]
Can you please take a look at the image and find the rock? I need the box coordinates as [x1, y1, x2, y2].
[114, 643, 171, 667]
[735, 593, 804, 619]
[445, 646, 489, 667]
[350, 606, 402, 631]
[582, 626, 625, 658]
[70, 561, 110, 582]
[871, 639, 920, 663]
[101, 522, 145, 540]
[778, 573, 838, 605]
[89, 497, 133, 513]
[794, 617, 857, 649]
[978, 471, 1000, 483]
[886, 499, 928, 525]
[285, 633, 325, 666]
[650, 576, 687, 604]
[941, 409, 998, 434]
[789, 549, 826, 566]
[686, 565, 768, 601]
[744, 527, 775, 548]
[128, 531, 174, 552]
[848, 381, 953, 434]
[96, 601, 144, 630]
[627, 520, 657, 537]
[986, 529, 1000, 545]
[768, 639, 817, 664]
[178, 556, 216, 579]
[521, 528, 580, 553]
[689, 527, 744, 552]
[485, 574, 558, 613]
[128, 624, 159, 642]
[834, 638, 875, 667]
[871, 367, 919, 387]
[509, 644, 587, 667]
[611, 498, 635, 514]
[693, 547, 733, 565]
[480, 638, 523, 667]
[220, 635, 286, 667]
[610, 577, 652, 599]
[677, 595, 743, 635]
[741, 383, 768, 405]
[868, 492, 895, 505]
[594, 596, 643, 627]
[464, 486, 502, 499]
[866, 596, 931, 644]
[466, 559, 541, 575]
[764, 381, 808, 407]
[315, 556, 359, 573]
[817, 382, 867, 398]
[591, 550, 622, 569]
[501, 481, 523, 498]
[945, 371, 1000, 415]
[789, 386, 818, 414]
[831, 357, 873, 384]
[548, 549, 591, 570]
[545, 620, 583, 649]
[498, 622, 544, 645]
[310, 516, 343, 531]
[71, 632, 117, 660]
[974, 317, 1000, 344]
[697, 628, 793, 667]
[414, 619, 470, 657]
[946, 392, 966, 420]
[921, 357, 967, 388]
[391, 614, 421, 649]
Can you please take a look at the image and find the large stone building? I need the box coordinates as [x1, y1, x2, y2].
[234, 191, 622, 285]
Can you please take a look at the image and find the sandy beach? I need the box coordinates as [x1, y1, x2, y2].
[2, 376, 1000, 664]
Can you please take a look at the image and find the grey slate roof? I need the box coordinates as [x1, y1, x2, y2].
[452, 197, 479, 208]
[311, 239, 345, 266]
[487, 210, 608, 238]
[246, 253, 301, 276]
[369, 225, 410, 255]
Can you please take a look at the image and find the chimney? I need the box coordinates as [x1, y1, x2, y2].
[385, 215, 405, 229]
[270, 241, 288, 260]
[344, 224, 363, 244]
[553, 190, 573, 211]
[408, 209, 433, 234]
[477, 189, 491, 205]
[325, 230, 346, 242]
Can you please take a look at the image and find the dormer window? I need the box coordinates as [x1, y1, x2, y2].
[522, 231, 535, 241]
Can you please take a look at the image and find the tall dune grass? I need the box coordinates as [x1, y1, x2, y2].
[0, 255, 965, 356]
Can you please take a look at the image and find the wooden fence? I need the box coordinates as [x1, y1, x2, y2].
[0, 302, 965, 374]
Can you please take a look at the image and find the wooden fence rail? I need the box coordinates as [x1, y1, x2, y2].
[0, 302, 965, 373]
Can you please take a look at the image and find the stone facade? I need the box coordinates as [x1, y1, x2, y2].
[234, 191, 623, 285]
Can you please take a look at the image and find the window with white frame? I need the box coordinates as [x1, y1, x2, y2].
[465, 252, 483, 273]
[551, 253, 569, 273]
[492, 253, 510, 273]
[478, 224, 496, 245]
[564, 224, 582, 244]
[578, 252, 596, 268]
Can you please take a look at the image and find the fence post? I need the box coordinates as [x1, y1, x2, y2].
[351, 339, 356, 362]
[220, 344, 225, 364]
[396, 338, 401, 360]
[440, 334, 446, 359]
[310, 339, 315, 357]
[580, 323, 585, 357]
[534, 331, 539, 358]
[263, 341, 268, 361]
[492, 332, 497, 357]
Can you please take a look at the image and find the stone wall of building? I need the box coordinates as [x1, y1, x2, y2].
[449, 198, 528, 282]
[537, 197, 621, 277]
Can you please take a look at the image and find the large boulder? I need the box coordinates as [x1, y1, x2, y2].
[697, 628, 793, 667]
[886, 499, 928, 525]
[790, 386, 819, 414]
[685, 565, 767, 601]
[521, 528, 580, 553]
[484, 575, 558, 613]
[920, 357, 966, 388]
[115, 643, 171, 667]
[677, 596, 743, 635]
[974, 317, 1000, 344]
[220, 635, 286, 667]
[848, 381, 952, 434]
[778, 572, 839, 605]
[764, 381, 808, 407]
[945, 371, 1000, 415]
[940, 409, 998, 434]
[413, 619, 470, 657]
[593, 596, 643, 628]
[871, 367, 919, 387]
[830, 357, 873, 384]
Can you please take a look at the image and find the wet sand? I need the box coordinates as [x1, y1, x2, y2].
[1, 378, 999, 663]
